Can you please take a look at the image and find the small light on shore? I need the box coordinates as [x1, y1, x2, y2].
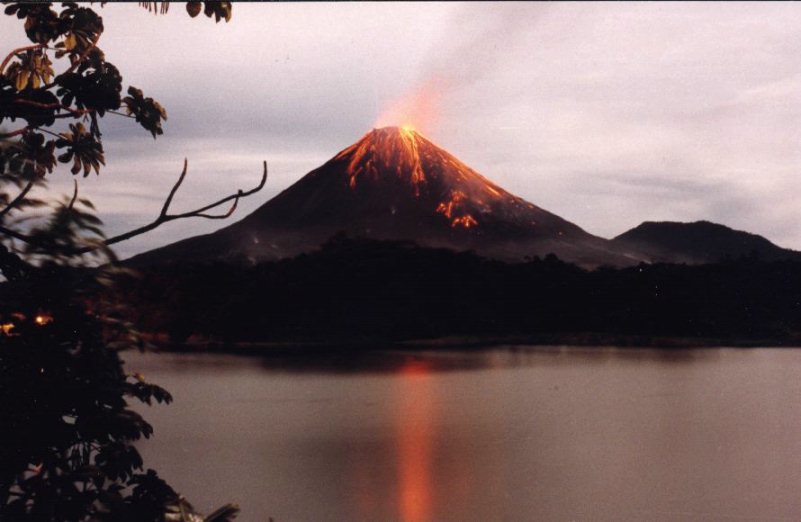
[34, 314, 53, 326]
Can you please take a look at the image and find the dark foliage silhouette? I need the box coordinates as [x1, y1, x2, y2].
[121, 236, 801, 346]
[0, 2, 261, 520]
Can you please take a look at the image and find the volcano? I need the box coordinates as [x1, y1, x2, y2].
[129, 127, 638, 267]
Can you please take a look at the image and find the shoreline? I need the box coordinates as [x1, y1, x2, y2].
[139, 332, 801, 355]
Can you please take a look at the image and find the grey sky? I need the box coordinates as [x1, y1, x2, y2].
[2, 2, 801, 258]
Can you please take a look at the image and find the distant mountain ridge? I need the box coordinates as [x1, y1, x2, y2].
[611, 220, 801, 264]
[126, 128, 799, 269]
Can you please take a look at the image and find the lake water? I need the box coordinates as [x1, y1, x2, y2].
[124, 347, 801, 522]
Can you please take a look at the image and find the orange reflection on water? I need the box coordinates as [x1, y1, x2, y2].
[396, 360, 435, 522]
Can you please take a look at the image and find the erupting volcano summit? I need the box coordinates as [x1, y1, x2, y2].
[130, 127, 637, 267]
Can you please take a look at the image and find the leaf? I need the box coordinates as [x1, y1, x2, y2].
[64, 33, 76, 51]
[186, 1, 202, 17]
[15, 70, 29, 91]
[122, 85, 167, 138]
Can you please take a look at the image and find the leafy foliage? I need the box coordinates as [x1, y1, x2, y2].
[5, 49, 53, 90]
[140, 2, 233, 23]
[0, 2, 243, 521]
[0, 270, 179, 521]
[123, 87, 167, 139]
[0, 1, 173, 175]
[56, 122, 105, 175]
[6, 131, 58, 177]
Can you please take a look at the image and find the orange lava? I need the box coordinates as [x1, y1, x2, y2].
[337, 127, 427, 196]
[435, 190, 465, 219]
[451, 215, 478, 228]
[436, 190, 479, 228]
[334, 126, 518, 230]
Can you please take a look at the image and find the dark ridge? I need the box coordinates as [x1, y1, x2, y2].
[117, 236, 801, 346]
[611, 220, 801, 264]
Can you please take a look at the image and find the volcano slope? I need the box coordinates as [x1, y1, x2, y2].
[129, 127, 639, 268]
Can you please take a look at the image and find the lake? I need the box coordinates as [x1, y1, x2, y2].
[125, 346, 801, 521]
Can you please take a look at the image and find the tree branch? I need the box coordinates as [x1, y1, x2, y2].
[93, 160, 267, 252]
[159, 159, 188, 218]
[52, 112, 91, 120]
[67, 179, 79, 210]
[38, 128, 63, 139]
[0, 223, 35, 244]
[107, 110, 136, 119]
[0, 128, 29, 139]
[13, 98, 91, 117]
[0, 177, 36, 220]
[0, 160, 268, 256]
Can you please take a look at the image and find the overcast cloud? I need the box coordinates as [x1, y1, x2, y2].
[2, 2, 800, 258]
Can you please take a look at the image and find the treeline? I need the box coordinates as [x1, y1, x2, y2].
[117, 236, 801, 345]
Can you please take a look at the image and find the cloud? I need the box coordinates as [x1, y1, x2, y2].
[2, 3, 801, 255]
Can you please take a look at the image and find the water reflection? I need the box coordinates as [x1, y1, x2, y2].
[395, 361, 434, 522]
[125, 346, 795, 522]
[241, 345, 716, 374]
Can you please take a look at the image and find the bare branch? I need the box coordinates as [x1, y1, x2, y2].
[13, 99, 91, 117]
[97, 160, 267, 250]
[191, 195, 238, 220]
[0, 177, 36, 220]
[0, 44, 46, 75]
[0, 223, 35, 244]
[0, 128, 28, 139]
[0, 161, 268, 257]
[169, 162, 267, 219]
[38, 128, 62, 139]
[106, 110, 136, 119]
[160, 158, 188, 218]
[68, 180, 78, 210]
[52, 112, 92, 120]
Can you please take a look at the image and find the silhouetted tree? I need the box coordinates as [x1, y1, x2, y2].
[0, 2, 260, 521]
[122, 237, 801, 346]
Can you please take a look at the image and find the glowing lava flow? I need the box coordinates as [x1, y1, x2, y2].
[435, 190, 479, 228]
[398, 126, 426, 193]
[331, 126, 525, 231]
[336, 127, 427, 196]
[450, 215, 478, 228]
[435, 190, 462, 219]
